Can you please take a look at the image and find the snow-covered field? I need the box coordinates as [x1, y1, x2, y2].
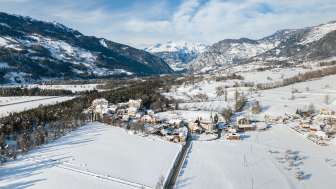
[0, 96, 75, 117]
[164, 79, 239, 101]
[156, 110, 224, 123]
[254, 75, 336, 117]
[176, 125, 336, 189]
[240, 67, 308, 84]
[0, 123, 181, 189]
[0, 96, 55, 106]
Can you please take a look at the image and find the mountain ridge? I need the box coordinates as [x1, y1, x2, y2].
[190, 20, 336, 72]
[0, 12, 173, 83]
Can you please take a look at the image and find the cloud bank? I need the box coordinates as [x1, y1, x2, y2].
[0, 0, 335, 48]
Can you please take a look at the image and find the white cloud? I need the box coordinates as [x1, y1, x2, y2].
[0, 0, 336, 48]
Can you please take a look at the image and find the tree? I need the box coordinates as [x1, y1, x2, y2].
[224, 88, 228, 101]
[155, 175, 165, 189]
[175, 102, 179, 110]
[222, 108, 233, 123]
[214, 114, 219, 124]
[18, 132, 31, 152]
[216, 86, 224, 97]
[308, 103, 315, 114]
[324, 94, 330, 105]
[234, 90, 246, 112]
[251, 101, 262, 114]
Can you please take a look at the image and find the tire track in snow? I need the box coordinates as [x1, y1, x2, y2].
[0, 96, 62, 107]
[27, 156, 152, 189]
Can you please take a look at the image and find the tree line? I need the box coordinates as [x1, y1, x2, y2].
[0, 87, 74, 96]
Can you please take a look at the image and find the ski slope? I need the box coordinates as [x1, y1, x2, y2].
[0, 123, 181, 189]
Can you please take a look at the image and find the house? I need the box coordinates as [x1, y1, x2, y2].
[228, 128, 237, 134]
[237, 116, 255, 131]
[237, 116, 250, 125]
[128, 99, 142, 109]
[135, 112, 144, 119]
[309, 124, 320, 132]
[122, 114, 130, 122]
[226, 133, 240, 140]
[100, 104, 117, 115]
[172, 127, 188, 142]
[168, 119, 182, 128]
[140, 115, 155, 123]
[299, 121, 310, 129]
[320, 108, 335, 116]
[127, 106, 138, 117]
[91, 98, 109, 120]
[144, 124, 166, 134]
[127, 99, 142, 117]
[146, 109, 155, 116]
[238, 124, 256, 132]
[117, 109, 128, 118]
[188, 122, 203, 133]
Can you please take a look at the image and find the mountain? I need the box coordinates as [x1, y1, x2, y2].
[0, 12, 173, 83]
[190, 21, 336, 72]
[145, 41, 207, 71]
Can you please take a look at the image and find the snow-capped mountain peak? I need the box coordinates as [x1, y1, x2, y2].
[146, 41, 207, 54]
[145, 41, 208, 71]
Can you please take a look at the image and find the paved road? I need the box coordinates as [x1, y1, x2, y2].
[165, 130, 192, 189]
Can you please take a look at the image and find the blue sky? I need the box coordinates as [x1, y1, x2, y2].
[0, 0, 336, 48]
